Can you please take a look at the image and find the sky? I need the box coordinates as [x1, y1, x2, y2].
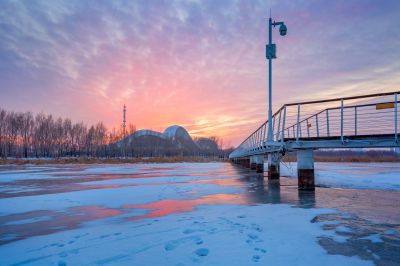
[1, 0, 400, 147]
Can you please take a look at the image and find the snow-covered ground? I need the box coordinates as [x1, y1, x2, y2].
[0, 162, 399, 265]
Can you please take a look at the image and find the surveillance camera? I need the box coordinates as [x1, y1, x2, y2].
[279, 24, 287, 36]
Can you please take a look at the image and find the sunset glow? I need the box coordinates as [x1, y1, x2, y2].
[1, 0, 400, 147]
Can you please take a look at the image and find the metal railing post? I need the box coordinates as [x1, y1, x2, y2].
[256, 131, 259, 149]
[272, 115, 276, 139]
[296, 104, 300, 141]
[326, 109, 330, 137]
[281, 106, 286, 143]
[259, 126, 263, 147]
[316, 114, 319, 137]
[249, 134, 253, 150]
[355, 106, 357, 136]
[306, 119, 310, 137]
[395, 93, 398, 142]
[341, 98, 344, 143]
[277, 110, 282, 141]
[262, 124, 266, 147]
[300, 121, 302, 138]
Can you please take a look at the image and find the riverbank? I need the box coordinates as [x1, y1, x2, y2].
[1, 152, 399, 165]
[0, 156, 227, 165]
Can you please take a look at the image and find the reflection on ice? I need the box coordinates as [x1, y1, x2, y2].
[0, 162, 399, 265]
[125, 193, 249, 220]
[0, 206, 123, 245]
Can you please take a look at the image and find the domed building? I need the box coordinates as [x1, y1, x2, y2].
[163, 125, 199, 154]
[121, 129, 171, 157]
[116, 125, 222, 157]
[163, 125, 191, 141]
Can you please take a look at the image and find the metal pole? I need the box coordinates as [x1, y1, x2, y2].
[281, 106, 286, 143]
[277, 110, 282, 141]
[316, 114, 319, 137]
[272, 115, 276, 138]
[355, 106, 357, 136]
[255, 131, 258, 149]
[395, 93, 398, 142]
[267, 17, 273, 141]
[262, 124, 266, 146]
[341, 99, 344, 143]
[256, 131, 259, 148]
[326, 109, 330, 137]
[296, 104, 300, 141]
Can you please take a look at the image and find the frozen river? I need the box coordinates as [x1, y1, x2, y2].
[0, 162, 399, 265]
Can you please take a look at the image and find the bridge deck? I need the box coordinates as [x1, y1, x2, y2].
[230, 91, 400, 159]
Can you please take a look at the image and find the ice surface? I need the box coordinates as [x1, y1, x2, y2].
[280, 162, 400, 190]
[0, 162, 396, 265]
[0, 203, 371, 266]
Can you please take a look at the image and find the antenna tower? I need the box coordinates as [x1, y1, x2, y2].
[123, 105, 126, 138]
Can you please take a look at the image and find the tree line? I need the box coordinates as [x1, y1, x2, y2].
[0, 108, 135, 158]
[0, 108, 232, 159]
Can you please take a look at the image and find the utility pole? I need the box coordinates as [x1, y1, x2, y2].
[266, 13, 287, 141]
[123, 105, 126, 157]
[123, 104, 126, 139]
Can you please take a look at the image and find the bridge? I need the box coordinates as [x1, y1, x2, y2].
[229, 91, 400, 190]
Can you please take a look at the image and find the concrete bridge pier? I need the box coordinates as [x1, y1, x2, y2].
[268, 153, 280, 179]
[242, 158, 250, 168]
[297, 149, 315, 190]
[250, 156, 257, 170]
[255, 155, 264, 173]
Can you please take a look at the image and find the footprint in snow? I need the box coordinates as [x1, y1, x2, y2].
[195, 248, 209, 257]
[248, 233, 258, 240]
[254, 247, 267, 253]
[164, 242, 176, 251]
[251, 224, 263, 232]
[183, 228, 196, 234]
[252, 255, 260, 262]
[164, 236, 203, 251]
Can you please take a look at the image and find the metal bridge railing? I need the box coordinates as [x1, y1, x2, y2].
[229, 91, 399, 159]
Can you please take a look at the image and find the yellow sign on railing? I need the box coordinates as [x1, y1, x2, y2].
[376, 103, 395, 110]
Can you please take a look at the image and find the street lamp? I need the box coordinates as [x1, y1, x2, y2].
[266, 16, 287, 142]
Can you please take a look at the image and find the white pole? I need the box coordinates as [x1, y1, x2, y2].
[267, 17, 273, 141]
[395, 93, 398, 142]
[341, 99, 344, 143]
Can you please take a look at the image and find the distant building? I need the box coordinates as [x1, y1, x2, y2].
[116, 125, 219, 157]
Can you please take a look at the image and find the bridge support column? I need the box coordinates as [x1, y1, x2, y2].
[243, 158, 250, 168]
[297, 149, 315, 190]
[250, 156, 257, 170]
[268, 153, 280, 179]
[255, 155, 264, 173]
